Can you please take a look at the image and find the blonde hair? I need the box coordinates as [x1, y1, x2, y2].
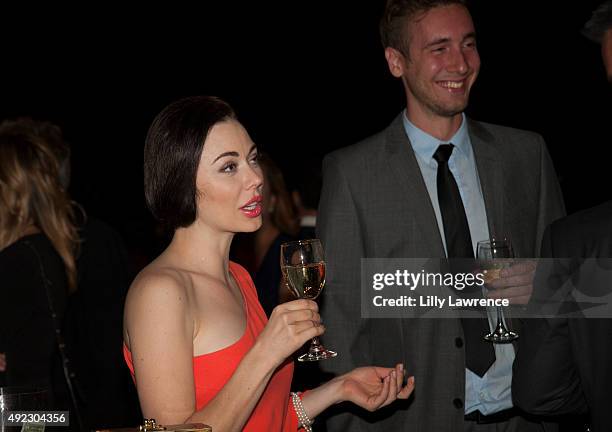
[0, 128, 78, 292]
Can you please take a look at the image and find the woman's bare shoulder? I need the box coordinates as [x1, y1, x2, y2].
[125, 262, 194, 318]
[123, 261, 198, 348]
[136, 261, 186, 287]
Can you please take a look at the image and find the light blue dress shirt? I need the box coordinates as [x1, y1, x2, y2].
[402, 112, 515, 415]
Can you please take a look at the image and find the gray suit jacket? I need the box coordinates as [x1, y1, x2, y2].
[317, 113, 565, 431]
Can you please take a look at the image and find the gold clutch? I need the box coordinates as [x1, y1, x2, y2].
[97, 418, 212, 432]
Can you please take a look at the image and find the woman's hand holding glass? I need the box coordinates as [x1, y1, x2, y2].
[280, 239, 337, 361]
[253, 299, 325, 368]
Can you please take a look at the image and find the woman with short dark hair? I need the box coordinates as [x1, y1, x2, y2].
[123, 96, 414, 431]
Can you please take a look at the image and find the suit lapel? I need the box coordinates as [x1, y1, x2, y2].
[384, 113, 445, 257]
[380, 116, 510, 256]
[468, 120, 505, 241]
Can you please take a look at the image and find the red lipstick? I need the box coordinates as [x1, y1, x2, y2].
[240, 195, 263, 218]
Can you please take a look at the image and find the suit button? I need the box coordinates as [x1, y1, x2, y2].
[455, 337, 463, 348]
[453, 398, 463, 409]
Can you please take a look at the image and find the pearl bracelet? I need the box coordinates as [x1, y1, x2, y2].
[290, 392, 313, 432]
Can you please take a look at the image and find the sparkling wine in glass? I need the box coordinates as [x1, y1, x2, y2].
[280, 239, 337, 361]
[477, 238, 519, 343]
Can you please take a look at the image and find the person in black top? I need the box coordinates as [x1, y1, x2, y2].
[0, 126, 78, 408]
[0, 117, 141, 429]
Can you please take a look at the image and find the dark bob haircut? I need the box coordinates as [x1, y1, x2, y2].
[144, 96, 236, 230]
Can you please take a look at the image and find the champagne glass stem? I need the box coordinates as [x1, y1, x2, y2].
[485, 305, 518, 342]
[310, 337, 322, 349]
[496, 306, 504, 328]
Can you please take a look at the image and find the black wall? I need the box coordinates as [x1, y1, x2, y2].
[2, 0, 610, 261]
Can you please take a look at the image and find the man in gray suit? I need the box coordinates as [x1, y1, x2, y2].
[317, 0, 565, 430]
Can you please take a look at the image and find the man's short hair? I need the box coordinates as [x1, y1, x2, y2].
[583, 0, 612, 43]
[380, 0, 468, 54]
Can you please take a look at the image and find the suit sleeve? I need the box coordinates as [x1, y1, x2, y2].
[513, 224, 588, 416]
[316, 153, 371, 432]
[512, 316, 588, 416]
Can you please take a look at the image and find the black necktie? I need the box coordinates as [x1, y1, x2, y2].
[434, 144, 495, 377]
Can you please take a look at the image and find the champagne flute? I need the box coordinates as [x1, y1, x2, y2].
[477, 238, 519, 343]
[280, 239, 337, 361]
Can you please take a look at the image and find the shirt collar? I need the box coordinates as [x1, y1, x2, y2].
[402, 111, 469, 162]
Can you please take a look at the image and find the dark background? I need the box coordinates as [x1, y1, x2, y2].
[2, 0, 611, 266]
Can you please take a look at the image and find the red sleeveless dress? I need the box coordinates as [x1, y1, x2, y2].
[124, 261, 299, 431]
